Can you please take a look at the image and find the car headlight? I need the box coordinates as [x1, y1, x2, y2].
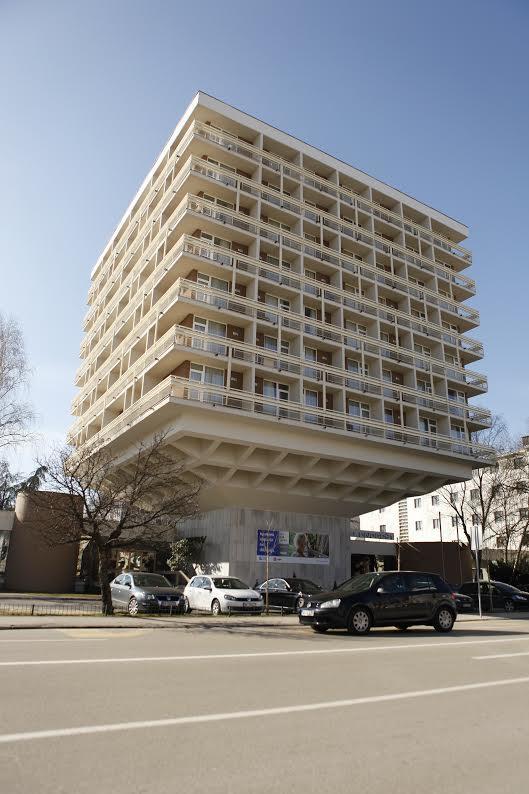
[256, 595, 263, 601]
[319, 599, 341, 609]
[224, 594, 237, 601]
[137, 592, 155, 600]
[513, 595, 527, 601]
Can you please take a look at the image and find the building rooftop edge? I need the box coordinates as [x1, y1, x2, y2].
[90, 90, 468, 281]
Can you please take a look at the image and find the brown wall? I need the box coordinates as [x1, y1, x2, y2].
[400, 541, 472, 585]
[5, 492, 81, 593]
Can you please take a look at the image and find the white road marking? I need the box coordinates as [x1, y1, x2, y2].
[0, 639, 104, 644]
[1, 675, 529, 744]
[474, 651, 529, 660]
[2, 634, 529, 666]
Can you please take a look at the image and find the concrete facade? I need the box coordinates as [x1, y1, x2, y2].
[4, 492, 80, 593]
[177, 508, 352, 589]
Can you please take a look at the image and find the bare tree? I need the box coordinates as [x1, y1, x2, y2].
[440, 415, 514, 553]
[0, 314, 34, 450]
[32, 434, 201, 614]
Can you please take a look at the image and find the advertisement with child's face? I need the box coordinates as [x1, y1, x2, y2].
[257, 529, 329, 564]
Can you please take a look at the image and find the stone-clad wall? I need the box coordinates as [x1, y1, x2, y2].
[176, 508, 351, 588]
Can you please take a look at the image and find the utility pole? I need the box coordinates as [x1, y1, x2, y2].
[439, 511, 446, 581]
[474, 524, 483, 619]
[455, 519, 463, 586]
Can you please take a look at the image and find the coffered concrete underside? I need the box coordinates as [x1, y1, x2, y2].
[111, 398, 474, 517]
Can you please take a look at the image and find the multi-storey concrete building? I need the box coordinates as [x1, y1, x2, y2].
[71, 93, 491, 583]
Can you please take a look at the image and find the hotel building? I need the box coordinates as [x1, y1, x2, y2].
[70, 93, 490, 584]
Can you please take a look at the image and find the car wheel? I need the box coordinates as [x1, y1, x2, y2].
[312, 625, 329, 634]
[128, 597, 139, 617]
[433, 606, 455, 632]
[184, 596, 192, 614]
[395, 623, 410, 631]
[294, 597, 304, 613]
[505, 599, 515, 613]
[211, 598, 222, 617]
[347, 606, 372, 635]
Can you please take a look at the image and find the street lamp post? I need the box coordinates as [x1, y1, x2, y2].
[473, 524, 483, 619]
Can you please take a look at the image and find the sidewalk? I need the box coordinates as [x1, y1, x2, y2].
[0, 612, 512, 631]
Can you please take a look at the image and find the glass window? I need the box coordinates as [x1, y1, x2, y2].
[212, 578, 248, 589]
[414, 498, 422, 508]
[407, 573, 435, 592]
[432, 495, 439, 506]
[433, 518, 440, 529]
[133, 574, 171, 588]
[379, 524, 386, 532]
[415, 521, 422, 531]
[378, 574, 407, 594]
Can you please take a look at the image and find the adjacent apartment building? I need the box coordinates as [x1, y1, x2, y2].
[70, 92, 490, 585]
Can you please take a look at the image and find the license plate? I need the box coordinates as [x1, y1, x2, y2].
[301, 609, 314, 617]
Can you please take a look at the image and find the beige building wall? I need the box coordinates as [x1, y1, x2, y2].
[5, 492, 80, 593]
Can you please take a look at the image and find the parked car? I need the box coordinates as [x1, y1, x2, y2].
[184, 575, 263, 616]
[458, 580, 529, 612]
[258, 578, 323, 612]
[452, 590, 474, 612]
[299, 570, 457, 634]
[110, 571, 185, 615]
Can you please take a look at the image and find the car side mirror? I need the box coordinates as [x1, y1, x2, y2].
[376, 586, 385, 594]
[124, 582, 131, 588]
[204, 586, 212, 592]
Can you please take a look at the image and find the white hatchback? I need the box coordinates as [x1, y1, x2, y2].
[184, 575, 263, 616]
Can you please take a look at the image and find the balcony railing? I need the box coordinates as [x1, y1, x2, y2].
[88, 118, 473, 306]
[76, 234, 486, 395]
[72, 321, 491, 434]
[72, 375, 493, 463]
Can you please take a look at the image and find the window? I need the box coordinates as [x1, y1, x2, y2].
[190, 363, 225, 386]
[433, 518, 440, 530]
[346, 359, 369, 376]
[263, 335, 278, 351]
[414, 498, 422, 508]
[379, 525, 386, 532]
[378, 574, 407, 593]
[196, 272, 229, 291]
[348, 400, 370, 419]
[415, 521, 422, 531]
[280, 339, 290, 355]
[263, 381, 289, 401]
[304, 389, 318, 407]
[451, 516, 459, 528]
[450, 492, 459, 504]
[520, 508, 529, 520]
[345, 320, 367, 337]
[379, 507, 385, 514]
[417, 379, 432, 394]
[472, 513, 479, 525]
[419, 417, 437, 434]
[451, 425, 465, 440]
[407, 573, 435, 592]
[431, 495, 439, 506]
[470, 488, 479, 501]
[304, 346, 317, 362]
[494, 511, 504, 522]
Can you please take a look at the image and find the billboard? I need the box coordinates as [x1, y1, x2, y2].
[257, 529, 329, 565]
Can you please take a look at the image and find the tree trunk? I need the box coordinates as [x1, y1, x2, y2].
[98, 545, 114, 615]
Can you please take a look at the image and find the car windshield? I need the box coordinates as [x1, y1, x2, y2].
[287, 580, 322, 592]
[133, 574, 170, 588]
[212, 578, 249, 589]
[492, 581, 524, 594]
[336, 573, 379, 593]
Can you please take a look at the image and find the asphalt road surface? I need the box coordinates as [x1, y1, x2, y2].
[2, 619, 529, 793]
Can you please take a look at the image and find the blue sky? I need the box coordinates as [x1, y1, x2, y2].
[1, 0, 528, 472]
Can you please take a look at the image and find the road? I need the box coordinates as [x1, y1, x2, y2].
[2, 619, 529, 793]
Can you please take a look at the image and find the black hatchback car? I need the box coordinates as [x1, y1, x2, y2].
[458, 580, 529, 612]
[299, 571, 457, 634]
[258, 577, 323, 612]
